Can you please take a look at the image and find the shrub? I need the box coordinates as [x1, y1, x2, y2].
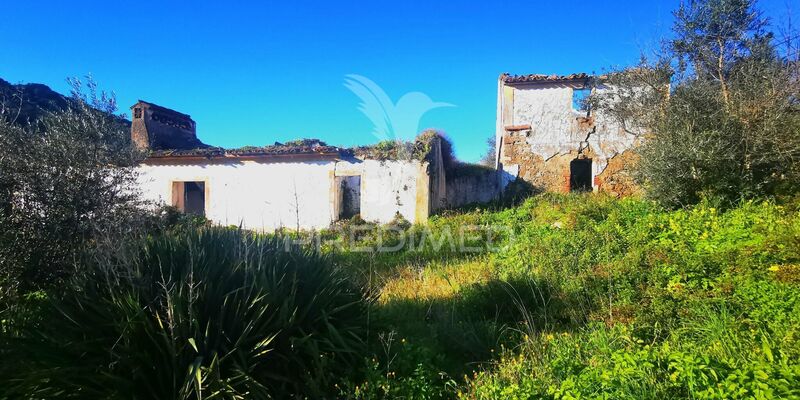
[0, 78, 143, 302]
[347, 360, 454, 400]
[342, 334, 456, 400]
[462, 323, 800, 399]
[456, 194, 800, 399]
[593, 0, 800, 207]
[0, 227, 368, 399]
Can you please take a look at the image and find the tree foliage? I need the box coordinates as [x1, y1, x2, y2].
[595, 0, 800, 207]
[0, 77, 143, 300]
[479, 134, 496, 167]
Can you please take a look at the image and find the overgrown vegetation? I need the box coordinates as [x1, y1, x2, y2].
[0, 77, 144, 303]
[351, 129, 455, 170]
[334, 194, 800, 399]
[1, 227, 368, 399]
[3, 191, 797, 398]
[592, 0, 800, 208]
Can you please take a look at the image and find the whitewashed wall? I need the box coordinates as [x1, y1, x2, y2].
[357, 160, 421, 223]
[135, 157, 426, 231]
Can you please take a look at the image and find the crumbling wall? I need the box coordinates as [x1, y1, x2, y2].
[351, 159, 421, 224]
[445, 167, 499, 207]
[497, 80, 640, 194]
[594, 149, 640, 197]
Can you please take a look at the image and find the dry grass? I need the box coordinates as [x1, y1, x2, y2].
[379, 257, 495, 304]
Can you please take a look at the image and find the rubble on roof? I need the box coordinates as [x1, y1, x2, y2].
[502, 73, 590, 83]
[145, 132, 454, 165]
[147, 141, 347, 159]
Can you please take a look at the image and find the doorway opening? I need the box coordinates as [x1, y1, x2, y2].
[336, 176, 361, 220]
[172, 181, 206, 216]
[569, 159, 592, 192]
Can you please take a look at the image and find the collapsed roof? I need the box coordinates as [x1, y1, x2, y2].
[501, 73, 591, 84]
[135, 101, 448, 163]
[147, 140, 347, 159]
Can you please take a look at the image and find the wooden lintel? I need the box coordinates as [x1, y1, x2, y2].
[505, 124, 531, 131]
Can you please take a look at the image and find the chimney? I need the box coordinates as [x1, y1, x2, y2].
[130, 101, 205, 150]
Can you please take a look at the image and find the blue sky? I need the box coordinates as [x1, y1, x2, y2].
[1, 0, 796, 161]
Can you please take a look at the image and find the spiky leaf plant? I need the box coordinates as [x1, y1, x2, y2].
[1, 227, 368, 399]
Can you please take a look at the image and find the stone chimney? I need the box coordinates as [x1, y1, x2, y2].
[130, 101, 205, 150]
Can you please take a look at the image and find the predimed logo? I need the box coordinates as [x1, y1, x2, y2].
[344, 74, 454, 143]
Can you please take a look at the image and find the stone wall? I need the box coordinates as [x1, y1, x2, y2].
[594, 149, 640, 197]
[444, 166, 499, 207]
[130, 101, 205, 150]
[495, 77, 640, 195]
[131, 113, 149, 149]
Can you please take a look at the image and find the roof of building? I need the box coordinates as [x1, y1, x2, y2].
[131, 100, 193, 120]
[502, 73, 591, 84]
[146, 139, 349, 159]
[144, 134, 448, 162]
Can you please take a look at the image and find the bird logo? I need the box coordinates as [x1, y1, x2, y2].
[344, 74, 454, 143]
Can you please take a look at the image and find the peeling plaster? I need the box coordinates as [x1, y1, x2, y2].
[135, 157, 430, 231]
[496, 78, 640, 193]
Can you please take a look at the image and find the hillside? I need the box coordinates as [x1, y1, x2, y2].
[0, 78, 72, 123]
[0, 78, 130, 127]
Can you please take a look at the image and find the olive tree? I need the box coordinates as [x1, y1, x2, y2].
[0, 78, 144, 301]
[593, 0, 800, 207]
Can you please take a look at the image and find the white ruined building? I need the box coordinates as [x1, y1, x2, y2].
[130, 101, 448, 231]
[135, 70, 637, 230]
[495, 73, 640, 196]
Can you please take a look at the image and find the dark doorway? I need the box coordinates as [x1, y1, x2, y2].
[183, 181, 205, 216]
[570, 159, 592, 192]
[337, 176, 361, 220]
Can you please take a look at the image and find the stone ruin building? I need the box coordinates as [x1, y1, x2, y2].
[131, 71, 643, 231]
[495, 73, 639, 196]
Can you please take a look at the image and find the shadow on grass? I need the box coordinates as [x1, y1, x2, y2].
[435, 179, 541, 216]
[366, 275, 595, 378]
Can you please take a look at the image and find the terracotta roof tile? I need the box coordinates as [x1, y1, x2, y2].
[147, 142, 349, 159]
[502, 73, 590, 84]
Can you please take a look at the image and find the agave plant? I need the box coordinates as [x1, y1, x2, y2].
[1, 227, 368, 399]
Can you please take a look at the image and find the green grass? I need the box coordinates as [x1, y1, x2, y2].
[333, 194, 800, 399]
[2, 193, 798, 399]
